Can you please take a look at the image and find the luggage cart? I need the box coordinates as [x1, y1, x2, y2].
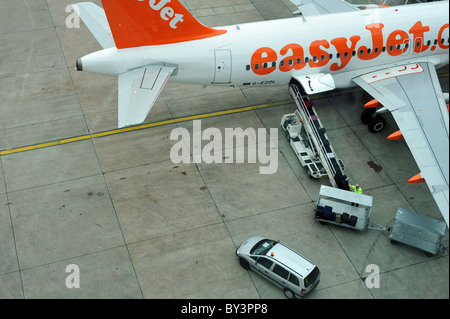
[314, 185, 387, 231]
[388, 207, 448, 256]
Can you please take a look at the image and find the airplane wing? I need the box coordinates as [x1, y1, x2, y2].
[290, 0, 358, 17]
[118, 65, 177, 128]
[73, 2, 115, 49]
[353, 63, 449, 226]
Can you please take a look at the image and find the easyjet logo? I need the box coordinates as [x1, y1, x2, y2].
[138, 0, 184, 29]
[251, 21, 449, 75]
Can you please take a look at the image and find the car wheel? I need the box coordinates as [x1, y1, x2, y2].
[239, 257, 250, 270]
[368, 114, 386, 133]
[283, 288, 296, 299]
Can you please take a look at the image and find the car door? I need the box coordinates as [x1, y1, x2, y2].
[254, 257, 275, 282]
[271, 263, 290, 289]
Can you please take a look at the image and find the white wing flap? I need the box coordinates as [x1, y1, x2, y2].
[353, 62, 449, 226]
[118, 65, 176, 128]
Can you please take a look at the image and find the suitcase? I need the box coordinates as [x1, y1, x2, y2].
[341, 213, 349, 224]
[348, 215, 358, 227]
[323, 206, 335, 221]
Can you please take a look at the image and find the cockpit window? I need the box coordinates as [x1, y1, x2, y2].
[250, 239, 278, 255]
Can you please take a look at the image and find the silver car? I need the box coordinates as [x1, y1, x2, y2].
[236, 236, 320, 298]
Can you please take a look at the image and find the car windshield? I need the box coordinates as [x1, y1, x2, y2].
[304, 266, 320, 287]
[250, 239, 278, 255]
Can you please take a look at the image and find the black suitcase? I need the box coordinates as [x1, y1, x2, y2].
[348, 215, 358, 227]
[341, 213, 349, 224]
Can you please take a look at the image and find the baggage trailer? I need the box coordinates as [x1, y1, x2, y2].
[389, 207, 448, 256]
[314, 185, 387, 231]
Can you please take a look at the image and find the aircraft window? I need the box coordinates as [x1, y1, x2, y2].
[305, 57, 309, 62]
[296, 58, 301, 64]
[272, 62, 276, 67]
[344, 52, 348, 58]
[405, 43, 409, 49]
[254, 64, 259, 70]
[374, 47, 379, 53]
[288, 59, 293, 66]
[441, 38, 445, 44]
[434, 39, 438, 45]
[263, 62, 268, 69]
[336, 53, 340, 59]
[396, 44, 401, 50]
[280, 60, 285, 67]
[367, 48, 371, 54]
[416, 40, 421, 47]
[382, 46, 386, 52]
[320, 54, 325, 61]
[351, 50, 356, 56]
[359, 49, 364, 56]
[328, 53, 333, 60]
[426, 40, 431, 46]
[389, 45, 393, 51]
[246, 65, 250, 71]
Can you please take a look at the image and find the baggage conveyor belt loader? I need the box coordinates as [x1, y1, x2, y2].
[281, 84, 349, 190]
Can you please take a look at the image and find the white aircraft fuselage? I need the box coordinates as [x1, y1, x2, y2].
[78, 2, 449, 90]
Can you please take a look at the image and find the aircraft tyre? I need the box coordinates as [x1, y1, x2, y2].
[361, 108, 376, 124]
[368, 114, 386, 133]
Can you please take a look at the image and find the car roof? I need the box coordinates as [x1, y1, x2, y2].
[267, 243, 315, 277]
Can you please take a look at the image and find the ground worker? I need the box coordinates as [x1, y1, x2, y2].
[349, 183, 362, 206]
[350, 184, 363, 194]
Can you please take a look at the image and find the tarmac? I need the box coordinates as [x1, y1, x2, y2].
[0, 0, 448, 299]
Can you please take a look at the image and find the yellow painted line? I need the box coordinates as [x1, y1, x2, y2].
[0, 100, 292, 156]
[1, 72, 447, 156]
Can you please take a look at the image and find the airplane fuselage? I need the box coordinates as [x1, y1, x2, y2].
[80, 2, 449, 90]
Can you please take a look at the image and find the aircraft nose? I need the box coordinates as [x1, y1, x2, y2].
[76, 59, 83, 71]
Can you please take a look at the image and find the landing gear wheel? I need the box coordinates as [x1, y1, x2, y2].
[238, 258, 250, 270]
[368, 114, 386, 133]
[361, 108, 376, 124]
[283, 288, 296, 299]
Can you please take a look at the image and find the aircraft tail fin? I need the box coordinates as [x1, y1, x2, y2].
[101, 0, 227, 49]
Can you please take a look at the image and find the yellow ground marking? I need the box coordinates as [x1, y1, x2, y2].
[0, 100, 291, 156]
[1, 73, 447, 156]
